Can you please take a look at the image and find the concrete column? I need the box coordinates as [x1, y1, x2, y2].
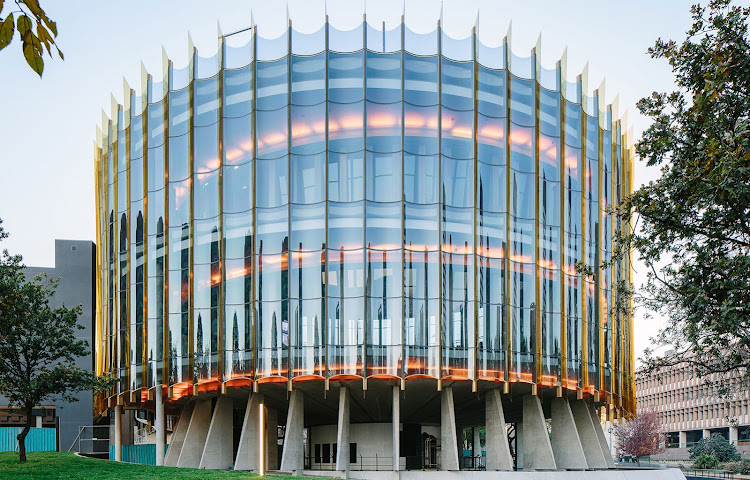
[485, 389, 513, 471]
[440, 386, 460, 471]
[335, 387, 351, 472]
[521, 394, 556, 471]
[114, 405, 122, 461]
[473, 426, 481, 457]
[392, 386, 400, 471]
[515, 423, 523, 469]
[679, 431, 687, 448]
[164, 401, 195, 467]
[176, 399, 213, 468]
[280, 389, 304, 474]
[199, 395, 234, 470]
[729, 426, 738, 445]
[587, 403, 615, 468]
[570, 400, 607, 469]
[550, 398, 588, 470]
[155, 387, 165, 466]
[702, 429, 711, 439]
[266, 408, 279, 470]
[235, 393, 264, 471]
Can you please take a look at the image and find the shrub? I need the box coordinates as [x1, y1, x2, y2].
[721, 459, 750, 475]
[688, 433, 741, 462]
[693, 454, 720, 470]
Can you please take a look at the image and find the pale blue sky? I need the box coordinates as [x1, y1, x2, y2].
[0, 0, 720, 357]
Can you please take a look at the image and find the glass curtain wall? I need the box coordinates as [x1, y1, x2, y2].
[94, 18, 635, 414]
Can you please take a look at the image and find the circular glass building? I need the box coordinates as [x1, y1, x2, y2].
[96, 16, 634, 472]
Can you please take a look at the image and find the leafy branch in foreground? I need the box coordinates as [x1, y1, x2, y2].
[615, 0, 750, 395]
[0, 0, 62, 76]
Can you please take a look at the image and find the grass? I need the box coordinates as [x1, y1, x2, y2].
[0, 451, 337, 480]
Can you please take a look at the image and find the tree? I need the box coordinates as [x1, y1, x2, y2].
[0, 220, 112, 462]
[0, 0, 62, 76]
[617, 0, 750, 392]
[612, 410, 666, 466]
[689, 433, 741, 462]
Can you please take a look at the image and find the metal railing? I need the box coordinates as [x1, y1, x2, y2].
[305, 454, 395, 471]
[67, 426, 110, 455]
[683, 469, 735, 479]
[459, 455, 486, 470]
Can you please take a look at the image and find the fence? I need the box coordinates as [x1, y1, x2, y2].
[0, 427, 56, 452]
[108, 444, 169, 465]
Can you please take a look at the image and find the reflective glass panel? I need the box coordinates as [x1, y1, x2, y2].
[328, 151, 364, 202]
[365, 202, 401, 250]
[256, 59, 288, 111]
[366, 101, 402, 152]
[366, 151, 401, 202]
[291, 202, 326, 252]
[223, 114, 253, 165]
[404, 54, 438, 106]
[256, 206, 289, 255]
[255, 156, 288, 207]
[366, 52, 401, 103]
[328, 101, 364, 153]
[223, 66, 253, 118]
[328, 52, 364, 103]
[328, 201, 363, 251]
[291, 153, 325, 204]
[291, 54, 326, 105]
[291, 103, 326, 154]
[403, 154, 438, 204]
[223, 161, 253, 214]
[441, 59, 473, 110]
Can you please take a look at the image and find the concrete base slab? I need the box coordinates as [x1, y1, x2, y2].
[281, 389, 304, 474]
[303, 469, 687, 480]
[440, 387, 460, 471]
[550, 398, 587, 470]
[485, 389, 513, 471]
[164, 401, 195, 467]
[199, 395, 234, 470]
[570, 400, 607, 469]
[235, 393, 264, 471]
[522, 395, 556, 471]
[176, 399, 212, 468]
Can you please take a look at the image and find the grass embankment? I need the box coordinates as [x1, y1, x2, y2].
[0, 451, 335, 480]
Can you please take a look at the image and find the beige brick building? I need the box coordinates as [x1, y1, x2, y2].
[636, 363, 750, 460]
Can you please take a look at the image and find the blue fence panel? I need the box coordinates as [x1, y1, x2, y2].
[0, 427, 56, 452]
[109, 443, 169, 465]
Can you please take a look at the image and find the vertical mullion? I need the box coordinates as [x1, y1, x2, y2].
[188, 51, 196, 395]
[362, 14, 368, 386]
[533, 45, 542, 389]
[162, 62, 171, 395]
[287, 19, 293, 389]
[251, 24, 258, 385]
[558, 58, 568, 392]
[217, 36, 226, 386]
[471, 25, 479, 390]
[324, 16, 330, 387]
[140, 84, 149, 393]
[400, 17, 406, 388]
[437, 19, 443, 390]
[503, 34, 511, 387]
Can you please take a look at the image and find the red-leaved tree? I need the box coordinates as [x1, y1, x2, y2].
[613, 410, 667, 466]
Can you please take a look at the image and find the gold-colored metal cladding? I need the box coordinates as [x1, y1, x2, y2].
[93, 17, 636, 417]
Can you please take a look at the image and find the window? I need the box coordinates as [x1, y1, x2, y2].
[350, 442, 357, 464]
[315, 444, 321, 463]
[322, 443, 331, 463]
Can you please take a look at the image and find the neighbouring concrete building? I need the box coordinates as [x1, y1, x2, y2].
[637, 362, 750, 461]
[0, 239, 96, 452]
[94, 12, 641, 474]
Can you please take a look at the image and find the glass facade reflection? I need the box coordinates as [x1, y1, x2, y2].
[95, 19, 635, 417]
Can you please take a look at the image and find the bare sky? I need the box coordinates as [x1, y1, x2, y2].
[0, 0, 715, 361]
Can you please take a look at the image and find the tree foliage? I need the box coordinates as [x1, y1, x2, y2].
[0, 0, 62, 76]
[613, 410, 666, 465]
[620, 0, 750, 391]
[689, 433, 741, 462]
[0, 219, 113, 462]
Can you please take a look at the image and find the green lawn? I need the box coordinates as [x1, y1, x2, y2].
[0, 451, 336, 480]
